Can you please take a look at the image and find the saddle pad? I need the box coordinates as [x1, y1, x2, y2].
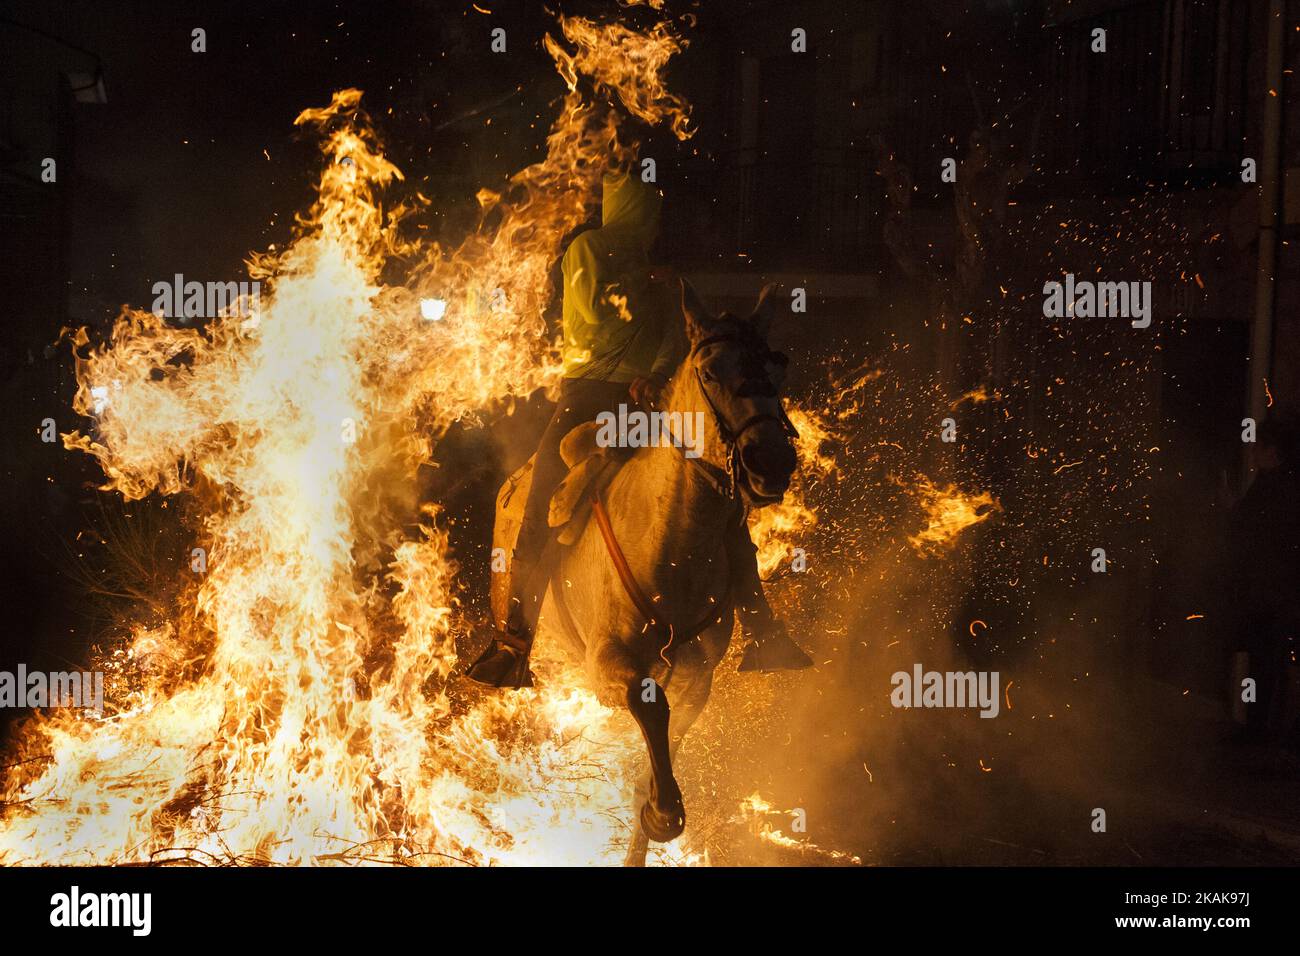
[551, 454, 625, 545]
[560, 420, 602, 469]
[551, 420, 630, 540]
[489, 435, 630, 626]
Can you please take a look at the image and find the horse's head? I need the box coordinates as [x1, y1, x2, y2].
[675, 278, 797, 506]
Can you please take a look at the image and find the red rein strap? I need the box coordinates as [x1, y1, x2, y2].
[591, 493, 724, 667]
[591, 494, 661, 628]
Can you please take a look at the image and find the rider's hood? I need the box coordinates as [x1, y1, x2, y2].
[601, 171, 661, 250]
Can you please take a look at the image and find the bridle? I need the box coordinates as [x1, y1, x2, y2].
[674, 326, 798, 506]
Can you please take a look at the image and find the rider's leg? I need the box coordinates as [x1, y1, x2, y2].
[467, 378, 628, 687]
[726, 516, 813, 672]
[513, 377, 631, 619]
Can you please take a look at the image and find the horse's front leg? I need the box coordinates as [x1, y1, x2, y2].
[626, 676, 686, 844]
[624, 638, 718, 865]
[590, 639, 685, 845]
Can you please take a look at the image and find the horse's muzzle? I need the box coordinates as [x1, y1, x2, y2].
[739, 425, 797, 502]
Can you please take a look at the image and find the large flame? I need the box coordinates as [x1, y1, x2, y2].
[750, 407, 837, 578]
[1, 14, 696, 867]
[905, 477, 1000, 556]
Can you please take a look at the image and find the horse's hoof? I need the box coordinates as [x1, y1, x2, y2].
[640, 797, 686, 843]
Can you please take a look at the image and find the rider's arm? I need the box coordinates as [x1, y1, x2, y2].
[648, 282, 687, 382]
[562, 233, 618, 327]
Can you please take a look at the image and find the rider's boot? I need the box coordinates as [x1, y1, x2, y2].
[466, 556, 539, 688]
[737, 607, 814, 672]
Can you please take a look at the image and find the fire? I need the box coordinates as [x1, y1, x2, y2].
[905, 476, 1000, 556]
[750, 407, 837, 577]
[1, 14, 697, 866]
[950, 385, 993, 409]
[737, 793, 860, 865]
[546, 13, 692, 141]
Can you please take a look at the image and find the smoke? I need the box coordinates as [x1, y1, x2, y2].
[639, 289, 1225, 865]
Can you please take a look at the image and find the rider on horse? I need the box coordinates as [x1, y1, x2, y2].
[467, 169, 811, 687]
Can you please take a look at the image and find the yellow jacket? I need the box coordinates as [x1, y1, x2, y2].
[561, 173, 683, 383]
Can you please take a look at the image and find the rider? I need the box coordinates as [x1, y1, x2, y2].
[466, 169, 811, 687]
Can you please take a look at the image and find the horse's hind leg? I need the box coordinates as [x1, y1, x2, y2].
[624, 819, 651, 867]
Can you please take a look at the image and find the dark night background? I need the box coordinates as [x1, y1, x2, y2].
[2, 0, 1299, 864]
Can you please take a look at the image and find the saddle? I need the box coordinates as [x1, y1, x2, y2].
[492, 421, 730, 668]
[489, 422, 630, 629]
[549, 421, 632, 544]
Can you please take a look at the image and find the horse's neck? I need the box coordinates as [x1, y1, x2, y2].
[605, 366, 739, 562]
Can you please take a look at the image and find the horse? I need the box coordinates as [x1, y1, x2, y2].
[492, 279, 798, 865]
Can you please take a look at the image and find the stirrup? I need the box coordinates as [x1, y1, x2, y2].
[466, 635, 535, 688]
[466, 602, 535, 688]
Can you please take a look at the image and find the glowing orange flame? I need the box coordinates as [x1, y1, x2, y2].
[738, 793, 860, 865]
[1, 13, 696, 867]
[905, 476, 1000, 556]
[750, 407, 837, 577]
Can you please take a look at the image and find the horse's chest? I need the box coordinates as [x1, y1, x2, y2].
[647, 541, 730, 626]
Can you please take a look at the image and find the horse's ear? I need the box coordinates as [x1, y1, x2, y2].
[679, 277, 714, 343]
[748, 283, 778, 339]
